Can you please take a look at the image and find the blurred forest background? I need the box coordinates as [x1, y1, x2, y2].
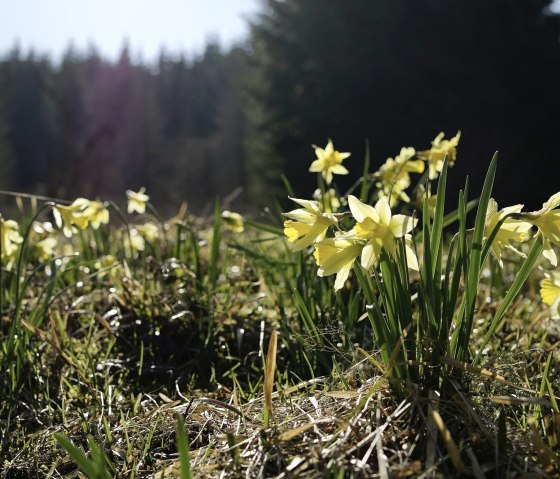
[1, 0, 559, 214]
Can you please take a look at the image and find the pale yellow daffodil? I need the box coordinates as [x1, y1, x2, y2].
[83, 200, 110, 229]
[125, 228, 146, 253]
[136, 222, 160, 242]
[1, 217, 23, 260]
[309, 140, 350, 184]
[419, 131, 461, 180]
[126, 187, 150, 214]
[523, 192, 560, 266]
[30, 222, 57, 261]
[33, 221, 55, 236]
[34, 237, 58, 261]
[347, 195, 418, 271]
[53, 198, 92, 237]
[313, 236, 364, 290]
[540, 269, 560, 319]
[484, 199, 532, 267]
[221, 211, 244, 233]
[375, 147, 424, 206]
[95, 255, 120, 279]
[283, 197, 337, 251]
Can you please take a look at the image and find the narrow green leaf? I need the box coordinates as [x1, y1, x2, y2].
[208, 199, 222, 288]
[55, 434, 99, 478]
[293, 289, 319, 340]
[280, 174, 295, 197]
[430, 157, 448, 277]
[460, 155, 497, 361]
[175, 414, 193, 479]
[466, 153, 497, 316]
[245, 219, 284, 236]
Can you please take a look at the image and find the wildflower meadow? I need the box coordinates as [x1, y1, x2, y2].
[1, 133, 559, 477]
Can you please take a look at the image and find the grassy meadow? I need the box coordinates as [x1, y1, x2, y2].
[1, 133, 559, 478]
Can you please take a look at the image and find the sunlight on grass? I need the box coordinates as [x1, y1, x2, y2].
[1, 133, 559, 477]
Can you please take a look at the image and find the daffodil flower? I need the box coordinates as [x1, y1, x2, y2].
[136, 222, 160, 242]
[313, 236, 364, 290]
[283, 197, 337, 251]
[95, 255, 120, 279]
[540, 269, 560, 319]
[522, 192, 560, 266]
[83, 200, 110, 229]
[125, 228, 146, 253]
[375, 147, 424, 206]
[34, 237, 58, 261]
[221, 211, 244, 233]
[52, 198, 91, 237]
[33, 221, 55, 236]
[419, 131, 461, 180]
[1, 217, 23, 260]
[347, 195, 418, 271]
[484, 199, 532, 267]
[309, 140, 350, 184]
[126, 187, 150, 214]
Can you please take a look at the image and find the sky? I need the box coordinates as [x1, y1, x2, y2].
[0, 0, 262, 63]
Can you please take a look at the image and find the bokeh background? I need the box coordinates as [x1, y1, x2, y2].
[1, 0, 559, 214]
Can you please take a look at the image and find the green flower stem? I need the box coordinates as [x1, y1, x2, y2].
[107, 200, 132, 259]
[12, 202, 54, 332]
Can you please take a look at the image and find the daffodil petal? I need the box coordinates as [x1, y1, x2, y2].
[542, 236, 558, 266]
[405, 244, 419, 271]
[348, 195, 378, 223]
[390, 214, 417, 237]
[540, 278, 560, 306]
[542, 192, 560, 211]
[375, 197, 392, 225]
[283, 208, 316, 224]
[334, 262, 353, 291]
[361, 241, 381, 270]
[330, 164, 349, 175]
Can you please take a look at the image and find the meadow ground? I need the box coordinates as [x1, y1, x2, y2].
[1, 136, 560, 478]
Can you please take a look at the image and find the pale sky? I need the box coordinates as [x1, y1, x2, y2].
[0, 0, 262, 62]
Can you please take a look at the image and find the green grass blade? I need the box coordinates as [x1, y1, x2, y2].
[460, 154, 497, 360]
[293, 288, 319, 341]
[175, 414, 193, 479]
[245, 219, 284, 236]
[208, 199, 222, 288]
[430, 157, 447, 278]
[54, 434, 99, 478]
[450, 189, 469, 358]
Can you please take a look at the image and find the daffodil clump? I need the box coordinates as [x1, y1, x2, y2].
[1, 189, 151, 272]
[289, 135, 559, 283]
[52, 198, 110, 238]
[419, 131, 461, 180]
[283, 133, 560, 373]
[285, 136, 462, 290]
